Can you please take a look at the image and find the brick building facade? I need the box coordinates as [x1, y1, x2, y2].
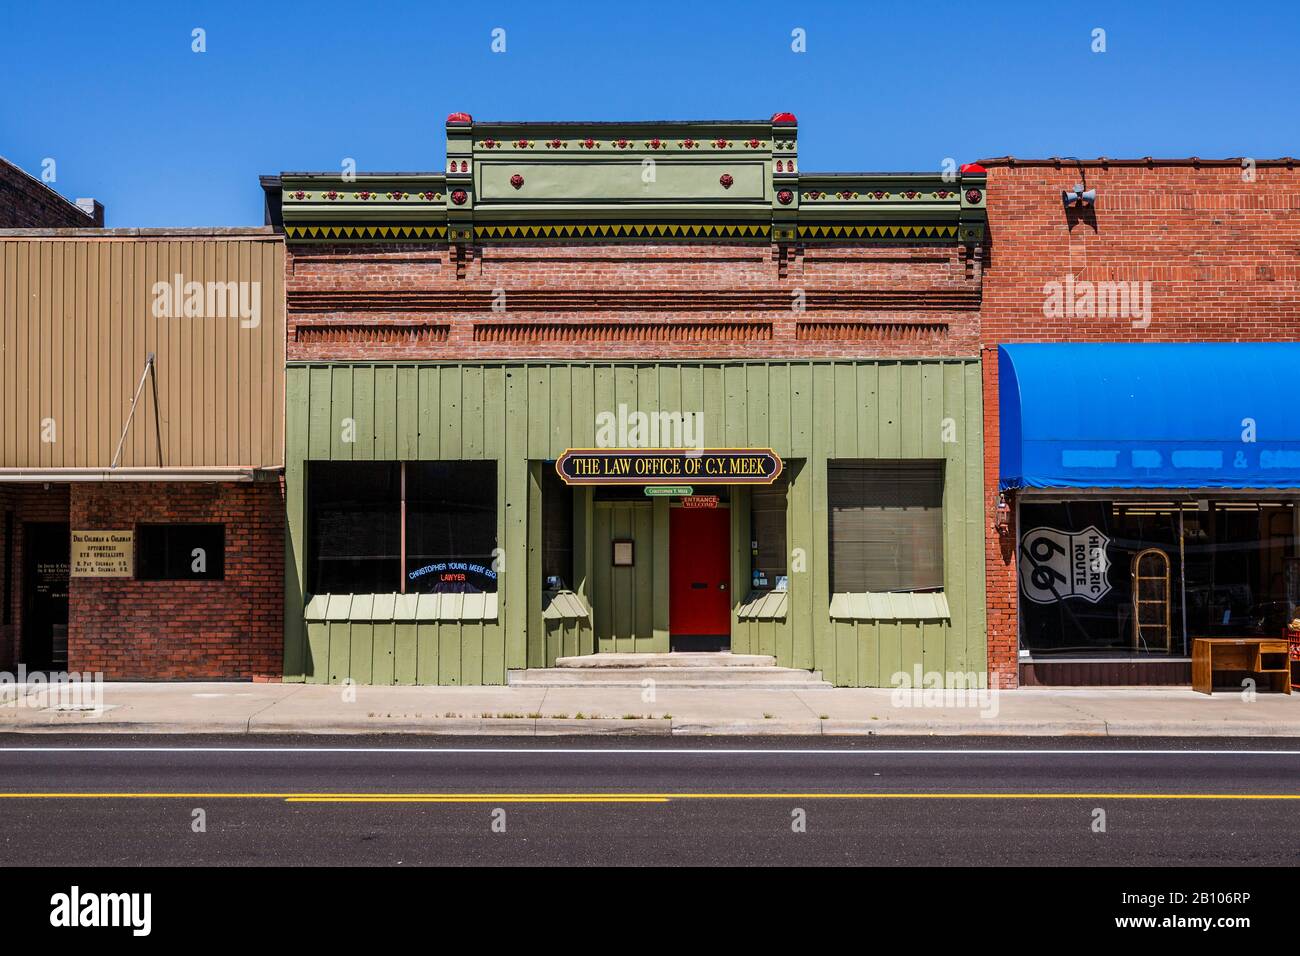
[268, 114, 991, 687]
[0, 156, 103, 228]
[979, 159, 1300, 686]
[67, 482, 283, 679]
[0, 482, 282, 680]
[283, 241, 980, 362]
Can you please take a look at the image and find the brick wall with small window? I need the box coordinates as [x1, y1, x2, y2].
[68, 481, 283, 680]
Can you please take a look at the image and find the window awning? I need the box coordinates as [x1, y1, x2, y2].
[999, 343, 1300, 490]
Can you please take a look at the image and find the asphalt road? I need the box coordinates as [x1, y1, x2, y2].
[0, 735, 1297, 866]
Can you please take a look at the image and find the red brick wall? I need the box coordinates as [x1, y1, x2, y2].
[980, 162, 1300, 686]
[68, 482, 283, 680]
[0, 158, 100, 228]
[285, 240, 982, 361]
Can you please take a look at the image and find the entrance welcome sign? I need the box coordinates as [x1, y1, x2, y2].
[1019, 525, 1111, 604]
[555, 448, 782, 485]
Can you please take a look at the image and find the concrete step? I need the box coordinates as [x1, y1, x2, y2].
[554, 652, 776, 669]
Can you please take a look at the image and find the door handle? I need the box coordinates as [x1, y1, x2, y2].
[719, 583, 727, 591]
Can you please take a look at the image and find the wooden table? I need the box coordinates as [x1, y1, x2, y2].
[1192, 637, 1292, 695]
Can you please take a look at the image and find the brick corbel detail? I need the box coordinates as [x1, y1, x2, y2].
[774, 242, 804, 279]
[963, 242, 984, 283]
[452, 243, 473, 279]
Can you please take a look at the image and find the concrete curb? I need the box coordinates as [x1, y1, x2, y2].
[670, 719, 825, 735]
[0, 719, 251, 734]
[4, 715, 1300, 736]
[249, 717, 673, 736]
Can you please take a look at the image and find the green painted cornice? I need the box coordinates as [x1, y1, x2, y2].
[268, 114, 986, 245]
[279, 173, 449, 241]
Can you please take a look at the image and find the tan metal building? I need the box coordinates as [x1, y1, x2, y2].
[0, 228, 285, 679]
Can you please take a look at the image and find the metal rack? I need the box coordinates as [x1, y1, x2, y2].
[1132, 548, 1173, 653]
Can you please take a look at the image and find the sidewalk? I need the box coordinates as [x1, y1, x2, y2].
[2, 680, 1298, 736]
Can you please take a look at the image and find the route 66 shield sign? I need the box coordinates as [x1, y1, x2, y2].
[1019, 525, 1112, 605]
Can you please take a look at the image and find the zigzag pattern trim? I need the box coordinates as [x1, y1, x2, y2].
[797, 224, 958, 239]
[282, 222, 961, 242]
[284, 225, 449, 240]
[475, 223, 771, 239]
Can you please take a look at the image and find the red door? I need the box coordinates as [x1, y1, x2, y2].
[669, 506, 731, 638]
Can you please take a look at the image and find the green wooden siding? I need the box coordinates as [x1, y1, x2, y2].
[591, 500, 669, 652]
[285, 359, 985, 686]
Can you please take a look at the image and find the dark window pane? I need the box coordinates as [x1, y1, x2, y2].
[828, 460, 944, 594]
[406, 461, 498, 593]
[750, 476, 788, 591]
[308, 461, 401, 593]
[542, 468, 574, 590]
[3, 510, 13, 623]
[136, 524, 225, 581]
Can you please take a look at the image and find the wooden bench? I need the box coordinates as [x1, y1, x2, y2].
[1192, 637, 1292, 696]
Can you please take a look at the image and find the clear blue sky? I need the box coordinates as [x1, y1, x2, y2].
[2, 0, 1295, 227]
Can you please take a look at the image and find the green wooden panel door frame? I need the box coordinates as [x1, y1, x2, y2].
[591, 499, 668, 653]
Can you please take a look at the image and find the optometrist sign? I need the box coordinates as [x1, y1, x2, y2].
[1019, 525, 1111, 604]
[70, 530, 134, 578]
[555, 448, 782, 486]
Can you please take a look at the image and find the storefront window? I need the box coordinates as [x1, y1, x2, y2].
[1018, 498, 1298, 657]
[307, 461, 499, 594]
[828, 460, 944, 594]
[308, 462, 401, 594]
[750, 477, 787, 591]
[136, 524, 225, 581]
[541, 468, 574, 591]
[405, 461, 498, 594]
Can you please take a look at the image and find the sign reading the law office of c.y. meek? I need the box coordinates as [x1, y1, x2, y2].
[555, 448, 782, 486]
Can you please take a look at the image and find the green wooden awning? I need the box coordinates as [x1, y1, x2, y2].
[828, 591, 950, 622]
[541, 590, 592, 623]
[304, 592, 499, 622]
[736, 590, 789, 621]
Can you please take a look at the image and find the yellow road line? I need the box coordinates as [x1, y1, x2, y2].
[287, 796, 669, 804]
[0, 792, 1298, 802]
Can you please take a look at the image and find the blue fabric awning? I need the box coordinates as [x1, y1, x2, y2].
[999, 343, 1300, 490]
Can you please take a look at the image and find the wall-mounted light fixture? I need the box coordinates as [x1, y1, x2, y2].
[996, 493, 1011, 533]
